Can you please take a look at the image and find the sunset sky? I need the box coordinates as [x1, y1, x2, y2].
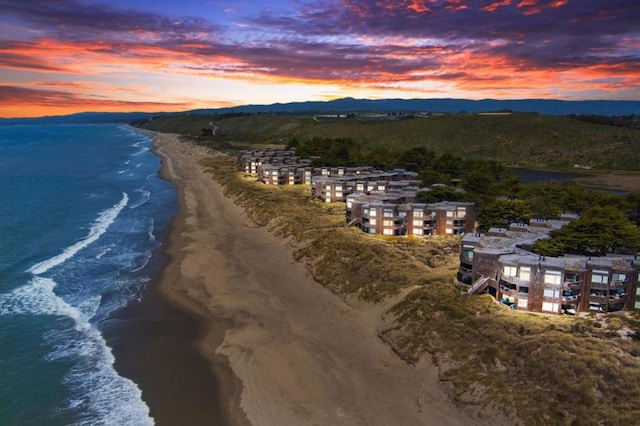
[1, 0, 638, 118]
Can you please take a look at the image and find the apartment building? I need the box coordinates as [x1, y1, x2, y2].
[350, 194, 475, 237]
[459, 218, 640, 314]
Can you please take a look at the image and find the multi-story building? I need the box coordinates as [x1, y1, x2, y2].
[459, 217, 640, 314]
[350, 195, 475, 237]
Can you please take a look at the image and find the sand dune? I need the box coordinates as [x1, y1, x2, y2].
[152, 132, 506, 425]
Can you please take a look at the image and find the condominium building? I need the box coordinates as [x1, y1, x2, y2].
[459, 218, 640, 314]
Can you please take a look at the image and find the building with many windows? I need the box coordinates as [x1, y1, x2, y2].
[459, 218, 640, 314]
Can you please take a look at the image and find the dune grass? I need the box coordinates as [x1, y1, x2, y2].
[199, 150, 640, 425]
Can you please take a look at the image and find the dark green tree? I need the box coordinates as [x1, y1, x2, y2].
[532, 206, 640, 256]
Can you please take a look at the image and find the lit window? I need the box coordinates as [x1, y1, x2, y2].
[383, 229, 393, 235]
[413, 220, 423, 227]
[544, 271, 562, 285]
[503, 266, 518, 277]
[519, 266, 531, 281]
[517, 299, 528, 309]
[542, 302, 559, 312]
[414, 210, 423, 218]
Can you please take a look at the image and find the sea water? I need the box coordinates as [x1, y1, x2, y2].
[0, 124, 177, 425]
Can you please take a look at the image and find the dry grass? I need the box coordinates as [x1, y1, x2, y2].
[199, 152, 640, 426]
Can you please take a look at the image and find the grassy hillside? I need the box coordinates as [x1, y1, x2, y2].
[200, 152, 640, 425]
[141, 113, 640, 170]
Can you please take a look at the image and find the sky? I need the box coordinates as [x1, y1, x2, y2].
[0, 0, 638, 118]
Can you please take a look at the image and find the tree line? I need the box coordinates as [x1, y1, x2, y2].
[287, 136, 640, 256]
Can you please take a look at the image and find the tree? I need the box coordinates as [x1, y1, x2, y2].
[532, 206, 640, 256]
[476, 199, 532, 232]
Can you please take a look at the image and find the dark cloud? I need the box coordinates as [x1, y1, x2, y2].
[0, 0, 637, 88]
[0, 0, 217, 42]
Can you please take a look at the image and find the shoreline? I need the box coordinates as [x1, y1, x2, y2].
[104, 130, 242, 425]
[138, 131, 507, 425]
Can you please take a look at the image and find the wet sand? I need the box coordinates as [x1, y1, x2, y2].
[130, 132, 506, 425]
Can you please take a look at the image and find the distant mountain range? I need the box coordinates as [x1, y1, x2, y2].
[2, 98, 639, 125]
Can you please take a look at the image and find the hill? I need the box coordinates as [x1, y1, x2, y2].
[141, 112, 640, 171]
[2, 97, 639, 124]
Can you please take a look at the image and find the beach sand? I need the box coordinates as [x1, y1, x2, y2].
[149, 132, 506, 425]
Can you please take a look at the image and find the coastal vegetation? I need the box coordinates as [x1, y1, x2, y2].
[141, 111, 640, 171]
[197, 148, 640, 425]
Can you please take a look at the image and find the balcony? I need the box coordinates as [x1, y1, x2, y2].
[561, 294, 580, 303]
[562, 280, 582, 291]
[610, 280, 627, 289]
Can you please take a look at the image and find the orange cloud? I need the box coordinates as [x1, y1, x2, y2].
[0, 85, 189, 118]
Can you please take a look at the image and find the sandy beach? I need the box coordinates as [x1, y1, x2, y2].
[150, 132, 503, 425]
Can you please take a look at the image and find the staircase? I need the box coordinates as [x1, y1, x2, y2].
[345, 217, 361, 227]
[467, 276, 490, 295]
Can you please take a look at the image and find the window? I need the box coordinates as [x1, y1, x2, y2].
[369, 219, 376, 226]
[503, 265, 518, 277]
[519, 266, 531, 281]
[346, 201, 352, 208]
[635, 301, 640, 309]
[414, 210, 423, 218]
[413, 220, 423, 227]
[544, 289, 560, 298]
[446, 228, 453, 234]
[544, 270, 562, 285]
[612, 272, 626, 283]
[383, 228, 393, 235]
[518, 286, 529, 294]
[446, 211, 454, 217]
[377, 185, 386, 191]
[462, 248, 474, 260]
[591, 270, 609, 284]
[446, 220, 453, 225]
[383, 220, 394, 227]
[383, 210, 394, 217]
[369, 209, 377, 217]
[542, 302, 559, 312]
[368, 227, 376, 234]
[636, 286, 640, 296]
[357, 184, 364, 191]
[517, 298, 528, 309]
[414, 229, 423, 235]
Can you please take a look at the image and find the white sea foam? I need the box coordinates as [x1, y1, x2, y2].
[45, 325, 154, 426]
[130, 253, 151, 272]
[132, 147, 149, 156]
[147, 218, 156, 241]
[95, 245, 114, 259]
[129, 189, 150, 209]
[0, 277, 153, 425]
[0, 277, 90, 331]
[28, 193, 129, 275]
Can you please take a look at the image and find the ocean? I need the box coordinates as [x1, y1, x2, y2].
[0, 124, 177, 425]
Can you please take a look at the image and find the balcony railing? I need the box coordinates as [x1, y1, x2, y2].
[563, 280, 582, 290]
